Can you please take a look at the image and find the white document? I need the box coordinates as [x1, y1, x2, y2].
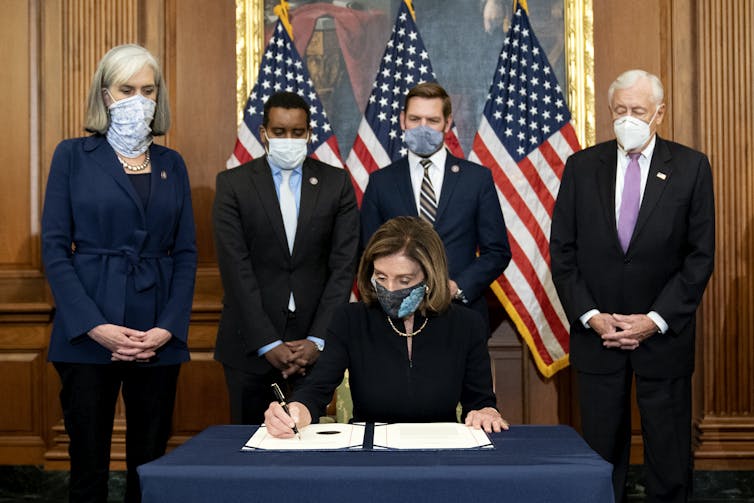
[242, 422, 365, 451]
[372, 422, 493, 450]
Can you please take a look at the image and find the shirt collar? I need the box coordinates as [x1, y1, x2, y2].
[617, 135, 657, 160]
[267, 156, 303, 177]
[408, 147, 447, 171]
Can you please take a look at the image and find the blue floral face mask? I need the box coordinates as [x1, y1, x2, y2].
[105, 91, 156, 157]
[371, 277, 427, 319]
[404, 125, 445, 157]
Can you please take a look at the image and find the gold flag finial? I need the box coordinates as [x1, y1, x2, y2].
[405, 0, 416, 21]
[514, 0, 529, 13]
[274, 0, 294, 40]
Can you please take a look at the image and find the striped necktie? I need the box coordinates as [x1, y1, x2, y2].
[419, 159, 438, 223]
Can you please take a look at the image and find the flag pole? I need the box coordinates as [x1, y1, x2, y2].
[404, 0, 416, 21]
[274, 0, 294, 40]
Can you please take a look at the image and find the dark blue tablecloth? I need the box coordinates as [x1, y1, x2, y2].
[139, 424, 614, 503]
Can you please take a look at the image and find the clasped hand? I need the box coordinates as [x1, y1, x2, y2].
[264, 340, 320, 379]
[588, 313, 658, 350]
[88, 324, 171, 361]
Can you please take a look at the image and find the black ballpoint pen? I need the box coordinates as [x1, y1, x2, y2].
[271, 383, 302, 440]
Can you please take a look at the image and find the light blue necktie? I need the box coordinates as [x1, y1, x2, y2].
[280, 169, 297, 310]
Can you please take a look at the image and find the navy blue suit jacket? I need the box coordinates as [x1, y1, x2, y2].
[42, 136, 197, 365]
[360, 153, 511, 305]
[550, 137, 715, 377]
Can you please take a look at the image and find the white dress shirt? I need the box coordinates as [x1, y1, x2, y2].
[580, 135, 668, 334]
[408, 148, 447, 215]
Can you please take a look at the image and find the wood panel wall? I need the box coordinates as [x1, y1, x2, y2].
[0, 0, 752, 470]
[695, 0, 754, 470]
[1, 0, 50, 466]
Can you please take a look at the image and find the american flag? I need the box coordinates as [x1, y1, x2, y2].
[469, 4, 581, 377]
[345, 0, 463, 202]
[227, 19, 343, 169]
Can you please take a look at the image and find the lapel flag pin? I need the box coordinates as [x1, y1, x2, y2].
[451, 165, 460, 173]
[161, 170, 167, 180]
[656, 172, 667, 180]
[309, 177, 318, 185]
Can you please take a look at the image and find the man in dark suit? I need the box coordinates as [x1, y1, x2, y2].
[213, 92, 359, 424]
[360, 83, 511, 327]
[550, 70, 715, 503]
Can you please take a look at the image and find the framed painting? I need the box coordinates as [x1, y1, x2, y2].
[235, 0, 594, 155]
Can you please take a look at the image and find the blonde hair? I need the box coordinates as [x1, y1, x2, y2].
[84, 44, 170, 135]
[357, 217, 452, 314]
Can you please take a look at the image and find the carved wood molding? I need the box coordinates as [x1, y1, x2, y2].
[696, 415, 754, 469]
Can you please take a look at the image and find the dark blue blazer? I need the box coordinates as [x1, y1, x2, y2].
[360, 153, 511, 304]
[42, 135, 197, 365]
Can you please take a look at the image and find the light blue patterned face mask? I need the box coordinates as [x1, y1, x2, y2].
[371, 277, 427, 319]
[106, 92, 156, 157]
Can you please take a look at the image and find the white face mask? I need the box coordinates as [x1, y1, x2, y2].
[105, 91, 156, 157]
[613, 107, 659, 152]
[264, 132, 309, 170]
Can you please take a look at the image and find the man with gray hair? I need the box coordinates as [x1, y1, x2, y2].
[550, 69, 715, 502]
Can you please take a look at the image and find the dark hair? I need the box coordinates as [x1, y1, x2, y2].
[262, 92, 311, 127]
[404, 82, 452, 119]
[357, 217, 452, 314]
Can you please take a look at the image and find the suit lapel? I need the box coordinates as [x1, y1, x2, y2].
[296, 159, 321, 257]
[631, 137, 673, 248]
[435, 154, 461, 223]
[596, 141, 620, 251]
[85, 136, 146, 222]
[246, 158, 290, 254]
[397, 159, 419, 216]
[145, 145, 168, 217]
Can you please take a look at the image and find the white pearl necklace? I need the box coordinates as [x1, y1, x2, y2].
[118, 150, 151, 172]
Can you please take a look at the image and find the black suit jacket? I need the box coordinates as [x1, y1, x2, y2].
[212, 156, 359, 372]
[550, 137, 715, 377]
[292, 302, 497, 423]
[360, 153, 511, 304]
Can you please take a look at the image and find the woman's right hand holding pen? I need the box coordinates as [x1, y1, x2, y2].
[264, 401, 312, 438]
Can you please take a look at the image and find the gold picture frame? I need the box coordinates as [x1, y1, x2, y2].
[235, 0, 594, 147]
